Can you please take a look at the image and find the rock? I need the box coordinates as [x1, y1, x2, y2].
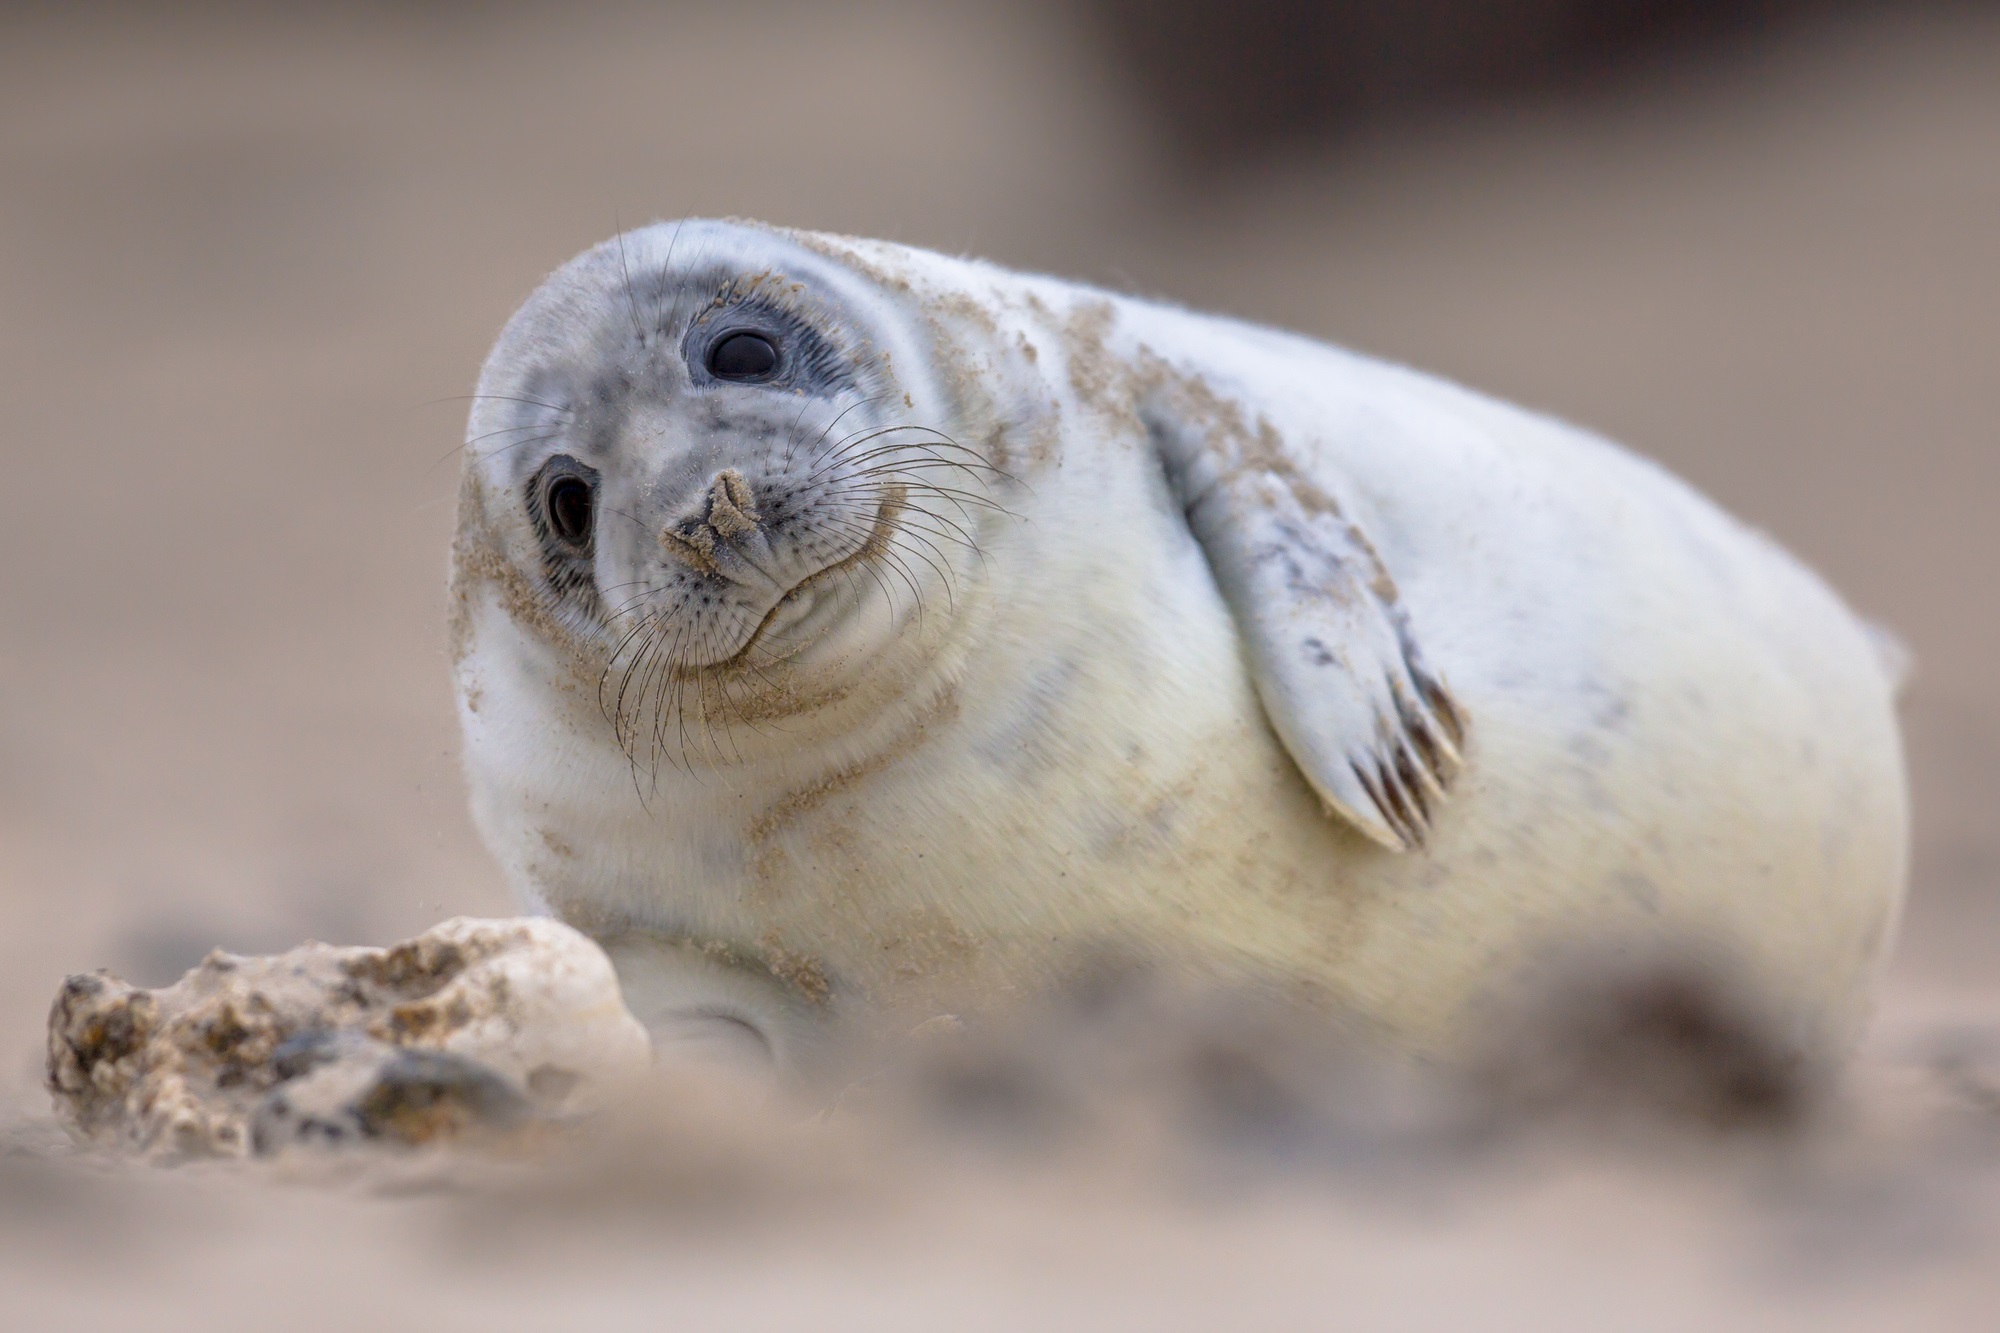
[46, 917, 651, 1161]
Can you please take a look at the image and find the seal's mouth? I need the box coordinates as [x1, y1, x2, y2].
[699, 483, 907, 674]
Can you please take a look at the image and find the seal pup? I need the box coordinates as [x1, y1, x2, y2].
[450, 219, 1908, 1074]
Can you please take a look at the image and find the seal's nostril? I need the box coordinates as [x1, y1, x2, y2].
[660, 523, 719, 575]
[659, 470, 760, 574]
[707, 468, 761, 539]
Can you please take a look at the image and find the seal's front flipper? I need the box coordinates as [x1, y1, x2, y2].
[1148, 408, 1467, 851]
[597, 933, 815, 1077]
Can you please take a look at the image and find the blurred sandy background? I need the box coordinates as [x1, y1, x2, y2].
[2, 1, 1997, 1326]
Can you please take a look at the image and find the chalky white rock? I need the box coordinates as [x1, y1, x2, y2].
[48, 917, 650, 1158]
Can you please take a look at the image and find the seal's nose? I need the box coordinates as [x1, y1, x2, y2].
[705, 469, 761, 538]
[659, 468, 762, 575]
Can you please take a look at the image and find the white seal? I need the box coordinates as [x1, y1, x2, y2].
[450, 219, 1908, 1071]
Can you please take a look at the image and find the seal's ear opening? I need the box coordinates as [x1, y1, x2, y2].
[1141, 400, 1466, 852]
[546, 474, 594, 548]
[527, 454, 602, 605]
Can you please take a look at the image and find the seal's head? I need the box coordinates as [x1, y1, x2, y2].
[453, 220, 1000, 776]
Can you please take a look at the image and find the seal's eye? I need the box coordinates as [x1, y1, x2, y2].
[708, 331, 778, 381]
[545, 475, 594, 548]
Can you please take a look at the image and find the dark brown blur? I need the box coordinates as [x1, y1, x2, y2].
[2, 2, 1998, 1326]
[1089, 0, 1968, 166]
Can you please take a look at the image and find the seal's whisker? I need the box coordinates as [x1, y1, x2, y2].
[688, 637, 730, 771]
[891, 518, 990, 587]
[810, 510, 939, 622]
[837, 471, 1014, 521]
[698, 615, 790, 742]
[729, 634, 804, 696]
[695, 649, 745, 769]
[605, 581, 669, 613]
[808, 434, 996, 486]
[823, 449, 1010, 495]
[818, 435, 1008, 479]
[834, 457, 1006, 495]
[839, 454, 1007, 481]
[609, 636, 662, 790]
[865, 538, 933, 622]
[777, 390, 829, 474]
[599, 581, 666, 612]
[596, 503, 660, 537]
[632, 610, 684, 736]
[434, 392, 570, 412]
[656, 619, 703, 779]
[642, 622, 681, 780]
[806, 514, 919, 626]
[621, 619, 674, 745]
[649, 219, 687, 338]
[614, 225, 648, 346]
[823, 460, 1013, 510]
[882, 528, 964, 609]
[812, 419, 997, 466]
[814, 426, 1020, 490]
[852, 547, 916, 626]
[810, 450, 1007, 499]
[816, 498, 960, 612]
[804, 501, 973, 612]
[672, 617, 741, 770]
[818, 481, 990, 553]
[711, 665, 778, 751]
[599, 607, 663, 727]
[613, 619, 668, 762]
[434, 428, 566, 473]
[816, 462, 996, 520]
[466, 420, 569, 448]
[787, 391, 897, 471]
[680, 632, 728, 772]
[897, 502, 991, 564]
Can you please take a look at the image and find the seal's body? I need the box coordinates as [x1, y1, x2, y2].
[452, 220, 1907, 1070]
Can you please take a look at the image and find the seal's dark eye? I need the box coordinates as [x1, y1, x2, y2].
[708, 331, 778, 380]
[545, 475, 594, 547]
